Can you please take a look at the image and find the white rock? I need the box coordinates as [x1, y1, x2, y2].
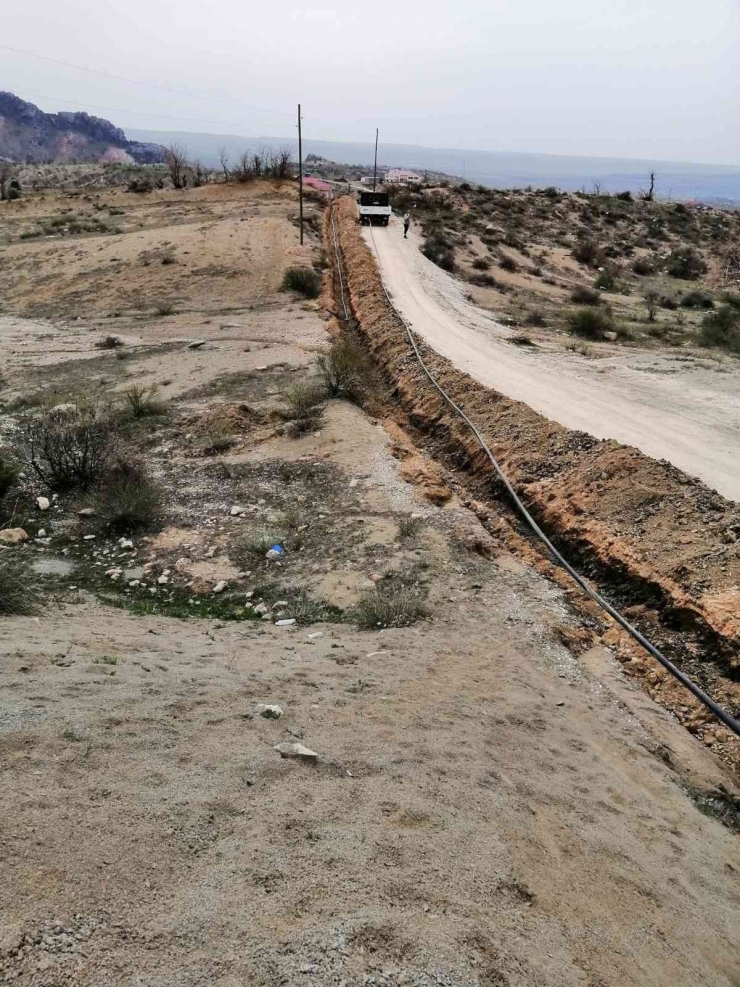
[213, 580, 228, 594]
[83, 534, 96, 541]
[256, 703, 284, 719]
[162, 569, 171, 576]
[129, 580, 140, 588]
[37, 529, 47, 538]
[175, 558, 190, 571]
[273, 742, 318, 762]
[230, 506, 245, 516]
[253, 602, 269, 615]
[36, 496, 50, 511]
[275, 618, 296, 627]
[78, 508, 96, 517]
[158, 575, 169, 585]
[272, 600, 289, 609]
[307, 632, 323, 640]
[188, 339, 206, 349]
[118, 538, 134, 549]
[603, 331, 618, 342]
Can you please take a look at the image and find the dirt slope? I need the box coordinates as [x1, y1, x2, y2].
[364, 215, 740, 502]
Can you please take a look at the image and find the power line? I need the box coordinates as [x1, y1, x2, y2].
[0, 42, 295, 120]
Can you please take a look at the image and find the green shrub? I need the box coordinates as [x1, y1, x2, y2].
[472, 257, 490, 270]
[572, 239, 603, 267]
[422, 234, 455, 272]
[154, 301, 175, 316]
[570, 285, 601, 305]
[0, 456, 19, 500]
[316, 340, 371, 402]
[0, 559, 38, 616]
[282, 267, 321, 299]
[699, 306, 740, 354]
[95, 334, 124, 349]
[594, 266, 618, 290]
[470, 273, 497, 287]
[354, 576, 428, 629]
[119, 385, 166, 419]
[680, 290, 714, 309]
[666, 246, 707, 280]
[91, 459, 163, 532]
[498, 254, 518, 272]
[282, 383, 326, 436]
[569, 307, 615, 339]
[631, 256, 654, 275]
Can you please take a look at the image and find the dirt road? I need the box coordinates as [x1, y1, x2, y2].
[364, 218, 740, 502]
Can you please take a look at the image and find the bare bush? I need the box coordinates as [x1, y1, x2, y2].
[0, 161, 17, 202]
[282, 267, 321, 298]
[16, 406, 116, 490]
[232, 151, 255, 183]
[218, 146, 230, 183]
[95, 334, 123, 350]
[119, 385, 166, 419]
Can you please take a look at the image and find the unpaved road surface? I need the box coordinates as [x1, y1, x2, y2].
[364, 218, 740, 502]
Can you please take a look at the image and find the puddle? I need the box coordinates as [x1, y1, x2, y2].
[31, 558, 76, 577]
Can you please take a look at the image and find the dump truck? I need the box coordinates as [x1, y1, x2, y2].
[358, 190, 392, 226]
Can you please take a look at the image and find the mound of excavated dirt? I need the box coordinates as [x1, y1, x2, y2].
[332, 196, 740, 756]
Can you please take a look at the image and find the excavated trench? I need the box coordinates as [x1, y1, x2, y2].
[324, 195, 740, 769]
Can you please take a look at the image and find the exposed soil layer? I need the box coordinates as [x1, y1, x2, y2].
[330, 195, 740, 761]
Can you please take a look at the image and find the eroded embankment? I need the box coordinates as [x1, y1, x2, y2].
[329, 195, 740, 757]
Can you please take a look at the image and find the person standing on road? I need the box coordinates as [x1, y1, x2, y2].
[403, 212, 411, 238]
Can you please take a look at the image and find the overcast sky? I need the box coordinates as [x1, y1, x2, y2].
[4, 0, 739, 165]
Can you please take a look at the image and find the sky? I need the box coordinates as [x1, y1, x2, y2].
[3, 0, 739, 165]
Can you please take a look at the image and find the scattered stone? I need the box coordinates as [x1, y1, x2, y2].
[308, 632, 324, 640]
[36, 496, 50, 511]
[275, 618, 296, 627]
[105, 568, 122, 580]
[555, 701, 565, 707]
[119, 538, 134, 549]
[158, 575, 169, 585]
[0, 528, 29, 545]
[188, 339, 206, 349]
[367, 651, 386, 658]
[256, 703, 284, 719]
[253, 602, 269, 615]
[255, 365, 268, 371]
[78, 508, 96, 517]
[175, 558, 190, 571]
[37, 529, 47, 538]
[230, 506, 245, 516]
[266, 546, 284, 561]
[272, 600, 289, 609]
[274, 742, 318, 762]
[603, 331, 618, 342]
[213, 580, 228, 593]
[83, 534, 96, 541]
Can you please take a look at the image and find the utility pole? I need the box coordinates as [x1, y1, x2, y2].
[298, 103, 304, 246]
[373, 128, 379, 191]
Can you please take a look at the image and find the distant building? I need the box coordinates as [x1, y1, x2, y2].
[302, 176, 332, 198]
[360, 176, 377, 185]
[385, 169, 422, 186]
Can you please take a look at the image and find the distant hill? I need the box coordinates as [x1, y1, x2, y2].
[129, 127, 740, 205]
[0, 93, 166, 165]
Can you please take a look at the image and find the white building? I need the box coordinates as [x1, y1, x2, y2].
[384, 169, 422, 186]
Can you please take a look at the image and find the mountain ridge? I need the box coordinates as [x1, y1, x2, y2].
[0, 92, 165, 164]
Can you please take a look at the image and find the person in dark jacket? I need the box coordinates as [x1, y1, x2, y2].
[403, 212, 411, 238]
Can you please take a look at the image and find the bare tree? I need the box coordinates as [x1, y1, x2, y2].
[274, 147, 293, 179]
[252, 150, 264, 179]
[218, 146, 230, 183]
[233, 151, 255, 183]
[640, 172, 656, 202]
[0, 161, 16, 202]
[165, 143, 188, 190]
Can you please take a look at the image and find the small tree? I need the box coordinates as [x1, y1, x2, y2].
[192, 161, 210, 187]
[218, 146, 230, 183]
[644, 291, 660, 323]
[640, 172, 656, 202]
[166, 143, 188, 190]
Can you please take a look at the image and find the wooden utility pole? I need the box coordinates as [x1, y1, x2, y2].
[298, 103, 304, 246]
[373, 128, 379, 191]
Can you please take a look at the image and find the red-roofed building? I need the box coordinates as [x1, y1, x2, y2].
[302, 176, 332, 198]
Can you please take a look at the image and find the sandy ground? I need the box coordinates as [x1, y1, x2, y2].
[2, 184, 740, 987]
[364, 217, 740, 502]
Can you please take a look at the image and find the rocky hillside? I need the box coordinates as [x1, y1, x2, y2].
[0, 92, 165, 164]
